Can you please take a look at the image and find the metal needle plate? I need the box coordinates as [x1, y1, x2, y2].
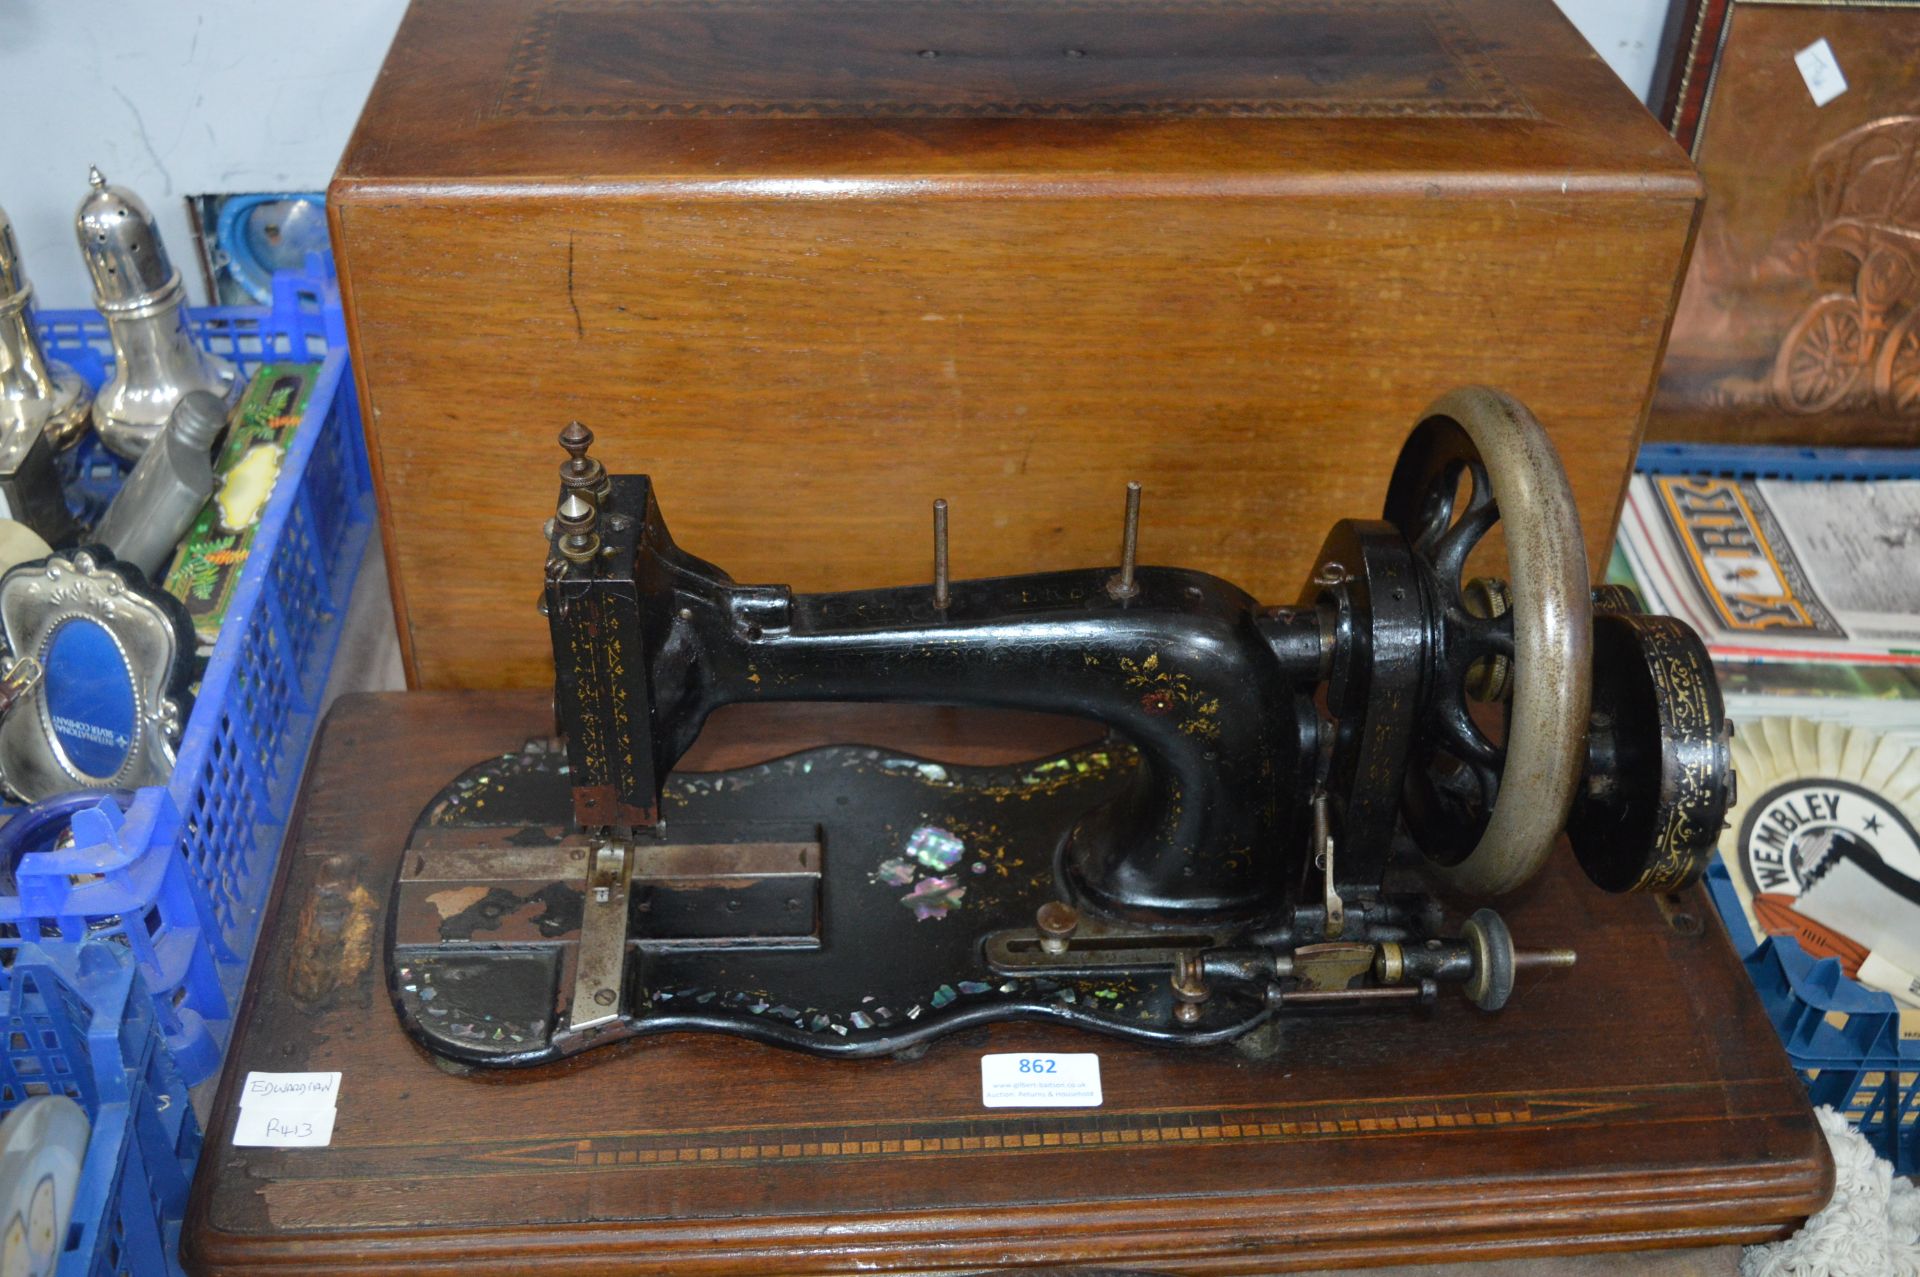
[569, 841, 633, 1034]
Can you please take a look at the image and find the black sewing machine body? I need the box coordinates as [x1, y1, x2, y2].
[552, 470, 1322, 923]
[388, 389, 1732, 1068]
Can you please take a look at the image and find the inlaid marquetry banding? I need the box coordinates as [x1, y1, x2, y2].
[425, 1084, 1724, 1175]
[494, 0, 1533, 121]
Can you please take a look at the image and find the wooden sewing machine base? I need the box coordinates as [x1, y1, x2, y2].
[183, 692, 1831, 1275]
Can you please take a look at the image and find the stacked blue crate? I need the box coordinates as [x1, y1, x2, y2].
[0, 254, 371, 1268]
[0, 943, 201, 1276]
[1705, 863, 1919, 1173]
[2, 255, 372, 1075]
[1637, 441, 1920, 483]
[1, 793, 225, 1082]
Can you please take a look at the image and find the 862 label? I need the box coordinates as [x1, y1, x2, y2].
[980, 1053, 1102, 1107]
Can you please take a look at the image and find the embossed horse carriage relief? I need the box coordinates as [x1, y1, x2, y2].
[1773, 115, 1920, 417]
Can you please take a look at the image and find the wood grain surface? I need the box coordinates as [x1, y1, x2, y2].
[184, 693, 1829, 1275]
[329, 0, 1703, 689]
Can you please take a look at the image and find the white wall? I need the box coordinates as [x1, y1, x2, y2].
[1, 0, 1668, 310]
[0, 1, 408, 308]
[1556, 0, 1670, 102]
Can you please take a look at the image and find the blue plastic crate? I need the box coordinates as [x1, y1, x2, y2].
[0, 254, 373, 1085]
[1705, 861, 1919, 1173]
[1, 941, 201, 1277]
[1637, 440, 1920, 482]
[0, 792, 225, 1083]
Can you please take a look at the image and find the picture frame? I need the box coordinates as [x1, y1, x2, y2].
[1647, 0, 1920, 444]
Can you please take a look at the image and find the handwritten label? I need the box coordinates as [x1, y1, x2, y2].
[980, 1053, 1102, 1108]
[1794, 38, 1847, 107]
[232, 1104, 337, 1148]
[232, 1071, 342, 1147]
[241, 1071, 340, 1110]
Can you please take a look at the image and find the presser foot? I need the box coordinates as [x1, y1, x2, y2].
[386, 739, 1574, 1069]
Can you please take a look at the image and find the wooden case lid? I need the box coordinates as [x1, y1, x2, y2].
[335, 0, 1699, 198]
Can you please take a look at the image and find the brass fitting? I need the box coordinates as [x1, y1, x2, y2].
[1035, 901, 1079, 955]
[1171, 952, 1209, 1026]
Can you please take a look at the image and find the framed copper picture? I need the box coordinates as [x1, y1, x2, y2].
[1649, 0, 1920, 445]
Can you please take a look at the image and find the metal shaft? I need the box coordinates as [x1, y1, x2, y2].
[933, 498, 950, 610]
[1107, 481, 1142, 600]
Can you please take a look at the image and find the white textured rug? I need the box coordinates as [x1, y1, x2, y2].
[1743, 1107, 1920, 1277]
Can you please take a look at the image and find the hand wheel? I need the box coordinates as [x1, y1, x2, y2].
[1566, 603, 1732, 894]
[1382, 387, 1592, 896]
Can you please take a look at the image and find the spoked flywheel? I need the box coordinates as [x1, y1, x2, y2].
[1382, 387, 1592, 896]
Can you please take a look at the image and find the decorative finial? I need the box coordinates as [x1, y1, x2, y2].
[88, 166, 107, 189]
[558, 420, 608, 502]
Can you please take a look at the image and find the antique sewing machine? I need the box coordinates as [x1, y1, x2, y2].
[387, 387, 1731, 1069]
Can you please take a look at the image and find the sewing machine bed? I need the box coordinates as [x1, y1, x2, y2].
[182, 692, 1830, 1275]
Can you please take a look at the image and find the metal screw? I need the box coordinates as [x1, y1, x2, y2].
[933, 498, 951, 611]
[593, 988, 616, 1007]
[1313, 562, 1347, 587]
[1106, 482, 1142, 601]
